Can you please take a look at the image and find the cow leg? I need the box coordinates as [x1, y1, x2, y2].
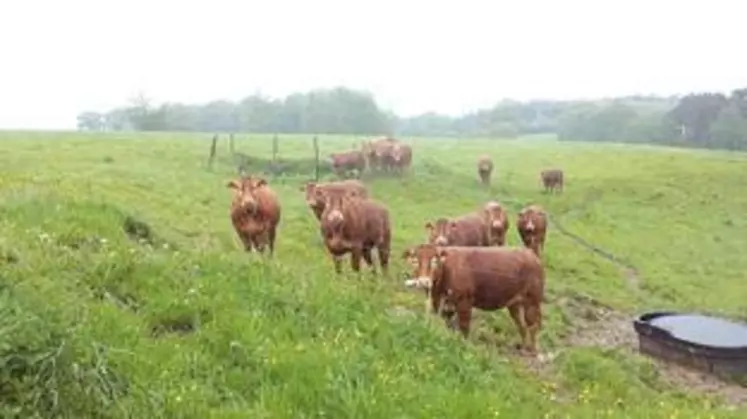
[454, 297, 473, 338]
[440, 299, 456, 328]
[267, 227, 276, 257]
[524, 302, 543, 355]
[361, 247, 375, 273]
[508, 304, 529, 351]
[377, 244, 390, 277]
[239, 232, 254, 252]
[332, 255, 343, 274]
[430, 290, 441, 315]
[251, 235, 264, 253]
[350, 246, 363, 273]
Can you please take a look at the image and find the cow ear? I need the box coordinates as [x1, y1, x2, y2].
[226, 180, 240, 189]
[424, 222, 433, 231]
[401, 248, 414, 260]
[449, 221, 459, 231]
[254, 177, 268, 187]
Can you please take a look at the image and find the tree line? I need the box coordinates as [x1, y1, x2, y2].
[77, 86, 747, 151]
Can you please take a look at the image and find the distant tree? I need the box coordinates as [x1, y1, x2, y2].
[667, 93, 728, 145]
[711, 103, 747, 150]
[76, 112, 105, 131]
[81, 86, 747, 151]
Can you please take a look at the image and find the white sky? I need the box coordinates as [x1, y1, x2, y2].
[0, 0, 743, 129]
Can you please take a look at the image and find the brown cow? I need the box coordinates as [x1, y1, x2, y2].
[540, 169, 564, 193]
[227, 176, 282, 256]
[329, 150, 366, 178]
[517, 204, 548, 256]
[390, 142, 412, 174]
[320, 190, 390, 275]
[362, 137, 398, 172]
[481, 201, 509, 246]
[300, 179, 369, 221]
[402, 244, 545, 354]
[425, 213, 488, 247]
[477, 156, 494, 185]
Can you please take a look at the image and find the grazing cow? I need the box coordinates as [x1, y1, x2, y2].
[481, 201, 509, 246]
[227, 176, 282, 256]
[477, 156, 494, 186]
[300, 180, 369, 221]
[329, 150, 366, 178]
[517, 205, 548, 257]
[390, 143, 413, 174]
[425, 213, 488, 247]
[402, 244, 545, 355]
[320, 190, 391, 275]
[541, 169, 564, 193]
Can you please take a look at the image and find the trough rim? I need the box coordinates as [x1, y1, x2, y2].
[633, 311, 747, 359]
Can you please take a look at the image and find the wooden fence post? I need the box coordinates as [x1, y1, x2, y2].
[207, 134, 218, 170]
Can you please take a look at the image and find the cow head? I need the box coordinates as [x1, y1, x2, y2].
[424, 218, 458, 246]
[477, 157, 492, 171]
[300, 182, 323, 208]
[402, 244, 447, 290]
[321, 188, 360, 233]
[518, 208, 536, 232]
[482, 201, 507, 244]
[227, 176, 267, 214]
[391, 144, 403, 163]
[328, 153, 341, 168]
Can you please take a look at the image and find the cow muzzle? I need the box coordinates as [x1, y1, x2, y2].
[404, 276, 433, 290]
[326, 209, 344, 222]
[491, 220, 503, 229]
[240, 199, 258, 214]
[434, 236, 448, 246]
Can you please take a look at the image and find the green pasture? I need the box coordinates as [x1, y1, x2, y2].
[0, 131, 744, 418]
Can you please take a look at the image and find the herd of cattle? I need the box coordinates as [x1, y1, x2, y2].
[226, 139, 566, 356]
[328, 136, 413, 177]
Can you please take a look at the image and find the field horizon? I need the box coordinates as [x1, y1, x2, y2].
[1, 131, 745, 418]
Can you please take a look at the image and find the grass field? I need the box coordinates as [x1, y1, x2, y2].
[1, 131, 746, 418]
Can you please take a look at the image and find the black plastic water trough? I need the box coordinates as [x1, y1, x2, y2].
[633, 311, 747, 385]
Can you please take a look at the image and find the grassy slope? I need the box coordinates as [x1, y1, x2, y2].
[1, 131, 745, 418]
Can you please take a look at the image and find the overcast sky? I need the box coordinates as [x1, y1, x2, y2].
[0, 0, 743, 129]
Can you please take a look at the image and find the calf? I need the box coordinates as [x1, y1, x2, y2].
[300, 179, 369, 221]
[481, 201, 509, 246]
[517, 204, 548, 257]
[227, 176, 282, 256]
[402, 244, 545, 355]
[541, 169, 564, 193]
[320, 190, 391, 275]
[477, 156, 494, 186]
[425, 213, 488, 247]
[329, 150, 366, 178]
